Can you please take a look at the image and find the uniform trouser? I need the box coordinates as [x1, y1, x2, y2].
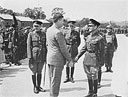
[48, 64, 64, 97]
[13, 47, 20, 64]
[105, 51, 114, 68]
[29, 61, 44, 74]
[83, 65, 98, 80]
[66, 45, 78, 79]
[66, 62, 75, 78]
[83, 65, 98, 94]
[98, 66, 102, 84]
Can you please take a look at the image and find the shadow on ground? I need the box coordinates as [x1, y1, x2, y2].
[43, 87, 86, 93]
[74, 79, 88, 83]
[0, 66, 28, 85]
[98, 94, 115, 97]
[60, 87, 86, 92]
[101, 78, 112, 81]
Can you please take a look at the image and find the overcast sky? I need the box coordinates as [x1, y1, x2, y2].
[0, 0, 128, 22]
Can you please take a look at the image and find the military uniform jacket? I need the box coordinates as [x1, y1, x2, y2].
[46, 25, 72, 66]
[77, 32, 105, 67]
[27, 30, 47, 62]
[65, 29, 81, 58]
[105, 33, 118, 52]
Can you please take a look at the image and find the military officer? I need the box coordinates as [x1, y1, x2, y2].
[104, 24, 118, 72]
[27, 21, 47, 94]
[75, 19, 105, 97]
[64, 20, 81, 83]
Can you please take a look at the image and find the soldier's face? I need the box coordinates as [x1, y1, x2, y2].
[88, 23, 97, 32]
[33, 24, 41, 31]
[106, 28, 112, 33]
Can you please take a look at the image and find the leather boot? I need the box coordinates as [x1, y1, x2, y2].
[70, 67, 75, 83]
[32, 75, 39, 94]
[37, 74, 45, 92]
[109, 67, 113, 72]
[98, 68, 102, 88]
[64, 67, 70, 83]
[93, 79, 98, 97]
[105, 67, 109, 72]
[85, 79, 93, 97]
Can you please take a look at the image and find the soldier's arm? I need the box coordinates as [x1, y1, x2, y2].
[98, 37, 106, 66]
[76, 42, 87, 60]
[76, 31, 81, 47]
[27, 32, 32, 59]
[55, 31, 72, 61]
[113, 35, 118, 50]
[44, 32, 47, 62]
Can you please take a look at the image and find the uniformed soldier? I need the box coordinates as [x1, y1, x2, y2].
[104, 24, 118, 72]
[11, 26, 21, 66]
[3, 29, 10, 64]
[64, 20, 81, 83]
[75, 19, 104, 97]
[98, 30, 107, 88]
[27, 21, 47, 94]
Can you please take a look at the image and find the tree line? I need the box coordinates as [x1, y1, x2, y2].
[0, 6, 46, 19]
[0, 6, 127, 28]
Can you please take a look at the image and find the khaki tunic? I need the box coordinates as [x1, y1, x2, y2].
[27, 30, 47, 74]
[77, 33, 105, 79]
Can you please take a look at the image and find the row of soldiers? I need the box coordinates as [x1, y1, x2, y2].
[0, 19, 120, 69]
[26, 15, 118, 97]
[0, 25, 32, 66]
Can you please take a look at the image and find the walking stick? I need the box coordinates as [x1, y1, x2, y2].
[43, 62, 46, 87]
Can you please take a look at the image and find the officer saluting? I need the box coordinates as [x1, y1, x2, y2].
[27, 21, 47, 94]
[75, 19, 104, 97]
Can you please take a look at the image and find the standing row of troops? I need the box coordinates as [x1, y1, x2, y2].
[0, 25, 30, 67]
[27, 13, 118, 97]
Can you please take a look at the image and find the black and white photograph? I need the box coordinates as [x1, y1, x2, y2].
[0, 0, 128, 97]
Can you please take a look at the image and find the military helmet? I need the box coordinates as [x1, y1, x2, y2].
[106, 24, 113, 29]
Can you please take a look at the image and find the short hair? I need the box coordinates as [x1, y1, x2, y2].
[52, 13, 64, 23]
